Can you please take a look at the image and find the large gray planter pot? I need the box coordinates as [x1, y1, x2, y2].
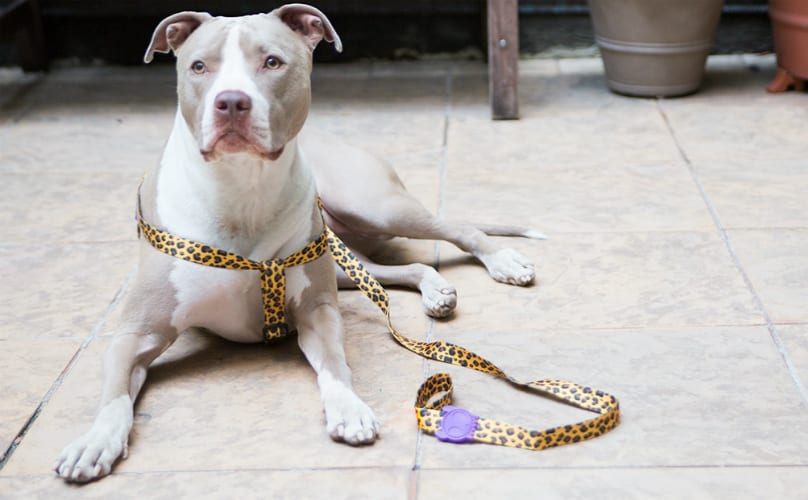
[588, 0, 725, 97]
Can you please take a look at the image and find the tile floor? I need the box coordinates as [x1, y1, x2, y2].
[1, 54, 807, 499]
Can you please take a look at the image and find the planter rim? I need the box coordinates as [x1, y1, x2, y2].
[595, 35, 714, 55]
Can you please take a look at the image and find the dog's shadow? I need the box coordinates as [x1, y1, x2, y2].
[139, 329, 308, 400]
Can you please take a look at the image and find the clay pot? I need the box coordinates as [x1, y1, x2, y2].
[767, 0, 808, 92]
[588, 0, 725, 97]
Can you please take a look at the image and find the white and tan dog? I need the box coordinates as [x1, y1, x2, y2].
[55, 4, 540, 483]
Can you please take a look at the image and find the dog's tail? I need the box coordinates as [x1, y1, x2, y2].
[475, 224, 547, 240]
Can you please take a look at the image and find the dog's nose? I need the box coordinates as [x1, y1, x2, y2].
[214, 90, 252, 117]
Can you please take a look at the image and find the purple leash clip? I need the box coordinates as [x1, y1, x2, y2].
[435, 406, 479, 444]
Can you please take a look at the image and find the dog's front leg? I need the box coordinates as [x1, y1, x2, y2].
[55, 323, 177, 482]
[288, 262, 379, 445]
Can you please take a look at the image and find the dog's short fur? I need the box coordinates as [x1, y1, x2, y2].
[55, 4, 540, 482]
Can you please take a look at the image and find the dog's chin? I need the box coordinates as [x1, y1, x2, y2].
[201, 132, 284, 162]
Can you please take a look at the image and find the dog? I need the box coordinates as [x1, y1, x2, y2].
[54, 3, 540, 482]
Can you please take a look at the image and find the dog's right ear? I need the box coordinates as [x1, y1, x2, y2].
[144, 11, 213, 63]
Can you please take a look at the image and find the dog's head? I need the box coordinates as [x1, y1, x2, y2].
[144, 4, 342, 162]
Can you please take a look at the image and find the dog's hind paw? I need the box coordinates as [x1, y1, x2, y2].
[483, 248, 535, 286]
[419, 269, 457, 318]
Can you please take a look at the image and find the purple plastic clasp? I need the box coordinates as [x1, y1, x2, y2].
[435, 406, 478, 444]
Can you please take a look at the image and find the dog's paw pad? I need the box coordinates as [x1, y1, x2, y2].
[484, 248, 535, 286]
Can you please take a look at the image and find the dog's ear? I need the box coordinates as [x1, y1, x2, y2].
[273, 3, 343, 53]
[144, 11, 214, 63]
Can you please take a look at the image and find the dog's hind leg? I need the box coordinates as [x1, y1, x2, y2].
[328, 192, 537, 287]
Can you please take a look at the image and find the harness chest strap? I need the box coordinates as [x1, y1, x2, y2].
[137, 204, 621, 451]
[137, 215, 328, 341]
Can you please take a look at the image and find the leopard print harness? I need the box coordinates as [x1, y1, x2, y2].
[137, 197, 621, 451]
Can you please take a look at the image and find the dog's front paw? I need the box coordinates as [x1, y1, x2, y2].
[54, 396, 133, 483]
[321, 379, 379, 445]
[483, 248, 535, 286]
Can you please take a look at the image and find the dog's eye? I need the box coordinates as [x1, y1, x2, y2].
[191, 61, 206, 74]
[264, 56, 283, 70]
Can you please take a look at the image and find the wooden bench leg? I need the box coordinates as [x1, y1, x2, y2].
[487, 0, 519, 120]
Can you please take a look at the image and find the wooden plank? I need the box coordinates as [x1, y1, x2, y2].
[487, 0, 519, 120]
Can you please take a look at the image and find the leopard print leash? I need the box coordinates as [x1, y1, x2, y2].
[137, 198, 620, 451]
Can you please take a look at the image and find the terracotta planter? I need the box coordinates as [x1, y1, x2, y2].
[767, 0, 808, 92]
[588, 0, 725, 97]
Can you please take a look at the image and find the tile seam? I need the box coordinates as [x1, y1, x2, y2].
[656, 99, 808, 410]
[0, 265, 136, 471]
[414, 70, 454, 475]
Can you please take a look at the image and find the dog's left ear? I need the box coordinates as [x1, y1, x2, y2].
[273, 3, 343, 53]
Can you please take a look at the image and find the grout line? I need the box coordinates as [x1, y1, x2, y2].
[3, 462, 806, 480]
[417, 463, 808, 472]
[0, 265, 136, 471]
[656, 99, 808, 410]
[414, 71, 454, 475]
[408, 467, 419, 500]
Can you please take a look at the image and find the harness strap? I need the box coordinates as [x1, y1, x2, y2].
[137, 215, 328, 341]
[137, 198, 621, 451]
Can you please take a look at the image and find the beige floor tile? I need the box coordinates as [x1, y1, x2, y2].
[13, 66, 176, 122]
[0, 172, 140, 244]
[696, 55, 780, 103]
[443, 160, 714, 233]
[370, 59, 457, 78]
[557, 57, 606, 75]
[418, 466, 808, 500]
[4, 300, 430, 475]
[659, 100, 808, 163]
[0, 339, 82, 456]
[728, 229, 808, 323]
[780, 325, 808, 393]
[452, 72, 658, 119]
[311, 74, 447, 114]
[520, 73, 658, 114]
[695, 159, 808, 229]
[445, 111, 681, 170]
[0, 243, 134, 340]
[0, 114, 173, 175]
[518, 58, 559, 77]
[306, 111, 446, 158]
[0, 467, 413, 500]
[419, 326, 808, 468]
[434, 231, 761, 332]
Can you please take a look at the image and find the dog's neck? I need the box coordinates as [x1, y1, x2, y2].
[155, 109, 315, 255]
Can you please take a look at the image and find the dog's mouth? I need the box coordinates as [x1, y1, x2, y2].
[201, 130, 283, 162]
